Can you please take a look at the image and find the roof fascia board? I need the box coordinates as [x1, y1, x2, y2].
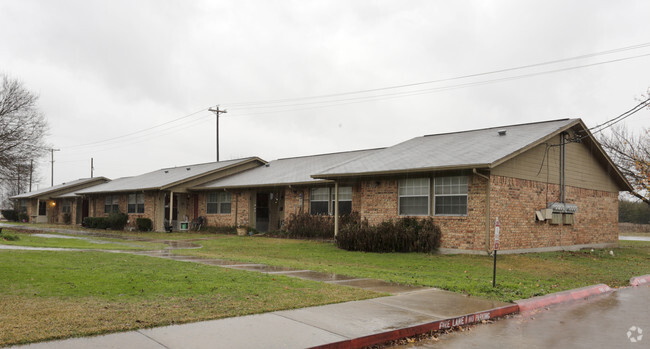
[311, 164, 491, 180]
[160, 158, 266, 191]
[190, 179, 334, 191]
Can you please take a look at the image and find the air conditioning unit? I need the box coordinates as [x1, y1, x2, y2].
[550, 213, 562, 225]
[563, 213, 575, 225]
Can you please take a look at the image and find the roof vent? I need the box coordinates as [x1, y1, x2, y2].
[186, 167, 191, 171]
[498, 130, 507, 136]
[164, 170, 169, 174]
[265, 163, 270, 167]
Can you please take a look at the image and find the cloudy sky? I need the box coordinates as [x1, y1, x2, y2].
[1, 0, 649, 188]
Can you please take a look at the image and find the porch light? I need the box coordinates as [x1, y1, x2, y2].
[50, 201, 56, 207]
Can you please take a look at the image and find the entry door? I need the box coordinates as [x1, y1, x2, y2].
[255, 193, 270, 232]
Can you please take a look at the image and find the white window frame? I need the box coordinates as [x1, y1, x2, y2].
[61, 200, 72, 214]
[310, 187, 352, 215]
[128, 193, 145, 214]
[104, 195, 119, 214]
[398, 178, 430, 216]
[207, 192, 231, 214]
[433, 176, 468, 216]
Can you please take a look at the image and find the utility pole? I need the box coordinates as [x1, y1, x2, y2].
[50, 148, 60, 186]
[208, 105, 227, 162]
[91, 158, 94, 178]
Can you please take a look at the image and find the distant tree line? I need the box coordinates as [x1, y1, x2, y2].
[619, 199, 650, 224]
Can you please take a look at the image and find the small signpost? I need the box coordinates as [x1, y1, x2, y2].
[493, 217, 500, 287]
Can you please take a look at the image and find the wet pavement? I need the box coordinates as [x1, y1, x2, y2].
[406, 285, 650, 349]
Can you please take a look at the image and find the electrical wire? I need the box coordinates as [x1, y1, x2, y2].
[56, 43, 650, 152]
[224, 41, 650, 107]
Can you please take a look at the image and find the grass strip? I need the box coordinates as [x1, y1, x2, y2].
[0, 250, 379, 346]
[176, 236, 650, 302]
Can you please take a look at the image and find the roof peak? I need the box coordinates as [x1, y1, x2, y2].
[275, 147, 385, 161]
[423, 118, 576, 138]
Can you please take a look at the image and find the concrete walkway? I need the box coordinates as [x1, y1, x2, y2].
[1, 223, 513, 348]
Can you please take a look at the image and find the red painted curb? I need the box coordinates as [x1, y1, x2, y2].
[515, 284, 612, 313]
[630, 274, 650, 286]
[307, 304, 519, 349]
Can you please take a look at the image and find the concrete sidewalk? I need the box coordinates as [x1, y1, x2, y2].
[2, 223, 514, 348]
[15, 288, 512, 349]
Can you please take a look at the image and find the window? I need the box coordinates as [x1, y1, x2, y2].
[331, 186, 352, 215]
[434, 176, 468, 215]
[61, 200, 71, 214]
[310, 187, 352, 215]
[38, 201, 47, 216]
[399, 178, 430, 215]
[128, 193, 145, 214]
[19, 199, 27, 213]
[310, 188, 329, 215]
[207, 192, 231, 214]
[104, 195, 119, 213]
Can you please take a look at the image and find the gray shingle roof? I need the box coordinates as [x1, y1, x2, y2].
[76, 158, 264, 194]
[194, 149, 383, 189]
[10, 177, 110, 199]
[314, 119, 580, 178]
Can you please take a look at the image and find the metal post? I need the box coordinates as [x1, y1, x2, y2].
[50, 148, 60, 186]
[492, 250, 497, 287]
[91, 158, 94, 178]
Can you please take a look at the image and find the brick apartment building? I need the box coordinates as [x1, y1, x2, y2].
[11, 118, 631, 253]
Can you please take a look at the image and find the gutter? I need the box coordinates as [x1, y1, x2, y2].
[473, 168, 491, 254]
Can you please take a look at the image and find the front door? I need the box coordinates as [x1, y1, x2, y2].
[255, 192, 270, 232]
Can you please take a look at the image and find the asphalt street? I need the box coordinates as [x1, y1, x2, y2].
[407, 285, 650, 349]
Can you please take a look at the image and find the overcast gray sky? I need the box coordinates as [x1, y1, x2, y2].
[1, 0, 649, 188]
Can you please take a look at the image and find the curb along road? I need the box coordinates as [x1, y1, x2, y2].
[316, 274, 650, 349]
[308, 304, 520, 349]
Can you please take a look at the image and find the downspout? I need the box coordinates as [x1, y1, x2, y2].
[473, 168, 491, 254]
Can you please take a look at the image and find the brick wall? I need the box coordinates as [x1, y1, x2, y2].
[489, 175, 618, 251]
[359, 179, 399, 225]
[352, 174, 618, 252]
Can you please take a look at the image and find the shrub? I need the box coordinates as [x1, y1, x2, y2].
[62, 213, 72, 224]
[83, 217, 109, 229]
[283, 212, 334, 239]
[0, 233, 19, 241]
[336, 216, 441, 253]
[1, 210, 19, 222]
[106, 212, 128, 230]
[136, 218, 153, 232]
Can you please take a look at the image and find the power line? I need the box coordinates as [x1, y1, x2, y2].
[61, 108, 209, 149]
[228, 52, 650, 117]
[56, 42, 650, 151]
[224, 41, 650, 108]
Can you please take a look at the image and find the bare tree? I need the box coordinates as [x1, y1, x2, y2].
[0, 74, 48, 200]
[599, 124, 650, 205]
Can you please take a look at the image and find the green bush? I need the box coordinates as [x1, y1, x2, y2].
[1, 210, 18, 222]
[136, 218, 153, 232]
[83, 217, 109, 229]
[336, 216, 441, 253]
[0, 233, 19, 241]
[107, 212, 128, 230]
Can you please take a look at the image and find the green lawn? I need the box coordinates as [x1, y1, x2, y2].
[0, 231, 168, 250]
[0, 250, 379, 346]
[175, 236, 650, 302]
